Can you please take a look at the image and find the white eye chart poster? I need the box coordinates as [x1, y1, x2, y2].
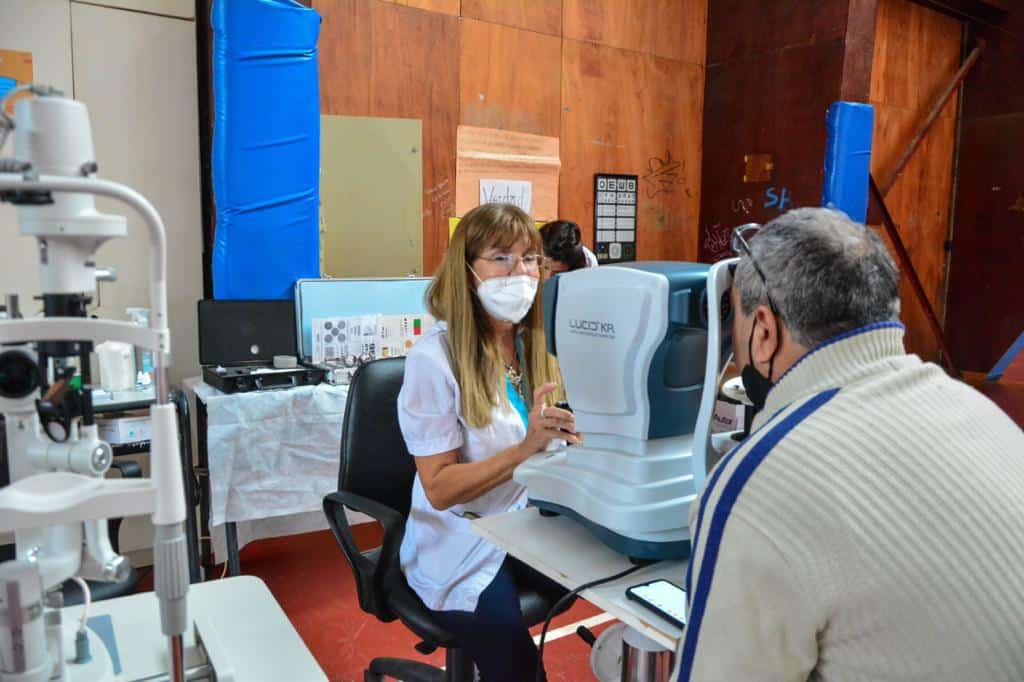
[312, 314, 435, 364]
[594, 173, 637, 263]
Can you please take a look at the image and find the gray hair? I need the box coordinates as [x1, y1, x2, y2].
[733, 207, 900, 348]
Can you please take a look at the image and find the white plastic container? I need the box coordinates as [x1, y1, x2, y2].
[126, 307, 154, 388]
[95, 341, 136, 392]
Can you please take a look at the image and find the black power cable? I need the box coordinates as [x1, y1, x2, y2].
[534, 563, 647, 682]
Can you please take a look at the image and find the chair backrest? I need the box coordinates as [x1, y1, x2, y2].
[339, 357, 416, 516]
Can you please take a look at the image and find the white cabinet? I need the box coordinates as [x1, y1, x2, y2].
[71, 0, 195, 20]
[0, 1, 202, 387]
[70, 2, 203, 388]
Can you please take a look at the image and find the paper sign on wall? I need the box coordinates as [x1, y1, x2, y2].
[456, 126, 559, 221]
[480, 179, 532, 214]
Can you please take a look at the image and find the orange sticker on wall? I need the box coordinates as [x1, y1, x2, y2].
[0, 49, 34, 115]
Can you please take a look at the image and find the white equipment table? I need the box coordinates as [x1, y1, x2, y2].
[472, 508, 686, 650]
[182, 377, 361, 578]
[63, 576, 326, 681]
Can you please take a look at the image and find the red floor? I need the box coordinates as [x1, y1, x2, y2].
[214, 527, 610, 681]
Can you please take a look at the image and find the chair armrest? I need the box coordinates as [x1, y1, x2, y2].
[323, 490, 406, 619]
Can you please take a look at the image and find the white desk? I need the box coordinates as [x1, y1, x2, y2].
[92, 386, 157, 413]
[182, 377, 364, 577]
[63, 576, 326, 681]
[473, 508, 686, 650]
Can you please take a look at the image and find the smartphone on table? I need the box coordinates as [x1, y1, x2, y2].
[625, 579, 687, 628]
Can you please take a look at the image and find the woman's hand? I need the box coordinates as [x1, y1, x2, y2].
[520, 383, 581, 457]
[415, 384, 582, 511]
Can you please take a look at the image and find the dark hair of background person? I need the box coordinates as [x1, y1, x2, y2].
[539, 220, 587, 271]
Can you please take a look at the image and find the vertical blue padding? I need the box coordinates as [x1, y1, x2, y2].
[0, 77, 17, 100]
[211, 0, 322, 299]
[821, 102, 874, 224]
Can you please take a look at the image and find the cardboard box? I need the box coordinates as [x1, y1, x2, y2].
[97, 415, 151, 445]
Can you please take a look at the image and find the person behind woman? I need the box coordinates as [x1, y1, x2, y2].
[397, 203, 581, 681]
[539, 219, 598, 273]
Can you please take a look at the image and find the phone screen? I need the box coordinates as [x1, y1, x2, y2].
[627, 579, 687, 627]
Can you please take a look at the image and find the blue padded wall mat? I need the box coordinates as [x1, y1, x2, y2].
[211, 0, 321, 299]
[822, 102, 874, 224]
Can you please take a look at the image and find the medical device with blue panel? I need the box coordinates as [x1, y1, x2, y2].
[293, 277, 432, 364]
[294, 277, 434, 384]
[514, 260, 739, 561]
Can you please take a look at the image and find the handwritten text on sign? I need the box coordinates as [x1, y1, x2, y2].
[480, 179, 532, 214]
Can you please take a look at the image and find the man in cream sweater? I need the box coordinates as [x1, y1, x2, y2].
[678, 208, 1024, 681]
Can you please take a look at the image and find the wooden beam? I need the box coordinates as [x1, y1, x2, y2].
[840, 0, 880, 102]
[869, 175, 961, 377]
[878, 40, 985, 197]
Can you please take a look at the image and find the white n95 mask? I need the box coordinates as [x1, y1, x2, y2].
[471, 272, 539, 323]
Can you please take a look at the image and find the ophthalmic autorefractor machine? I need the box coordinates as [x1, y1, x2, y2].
[515, 260, 739, 562]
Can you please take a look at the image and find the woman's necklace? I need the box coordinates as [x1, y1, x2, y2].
[505, 362, 524, 398]
[500, 331, 524, 398]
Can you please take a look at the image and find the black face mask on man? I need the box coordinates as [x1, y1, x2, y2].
[740, 318, 776, 417]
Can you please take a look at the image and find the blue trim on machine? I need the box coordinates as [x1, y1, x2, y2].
[543, 276, 560, 357]
[87, 614, 122, 675]
[677, 388, 839, 681]
[528, 499, 692, 561]
[624, 263, 712, 439]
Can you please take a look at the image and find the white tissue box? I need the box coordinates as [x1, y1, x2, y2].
[97, 415, 152, 444]
[712, 399, 745, 434]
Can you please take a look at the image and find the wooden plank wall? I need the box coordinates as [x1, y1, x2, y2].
[315, 0, 708, 274]
[869, 0, 962, 361]
[945, 4, 1024, 373]
[698, 1, 866, 264]
[699, 0, 963, 363]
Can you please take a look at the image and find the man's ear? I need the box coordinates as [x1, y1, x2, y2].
[751, 304, 780, 367]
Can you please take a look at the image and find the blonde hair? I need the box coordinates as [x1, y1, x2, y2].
[427, 203, 561, 429]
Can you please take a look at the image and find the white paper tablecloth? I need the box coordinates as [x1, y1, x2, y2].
[183, 377, 363, 561]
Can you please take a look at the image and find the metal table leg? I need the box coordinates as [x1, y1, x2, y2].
[225, 522, 241, 577]
[197, 398, 215, 580]
[171, 389, 200, 584]
[197, 396, 242, 578]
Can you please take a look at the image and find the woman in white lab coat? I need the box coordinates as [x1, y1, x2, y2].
[397, 203, 580, 682]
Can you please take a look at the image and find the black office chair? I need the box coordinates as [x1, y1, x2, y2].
[324, 357, 570, 682]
